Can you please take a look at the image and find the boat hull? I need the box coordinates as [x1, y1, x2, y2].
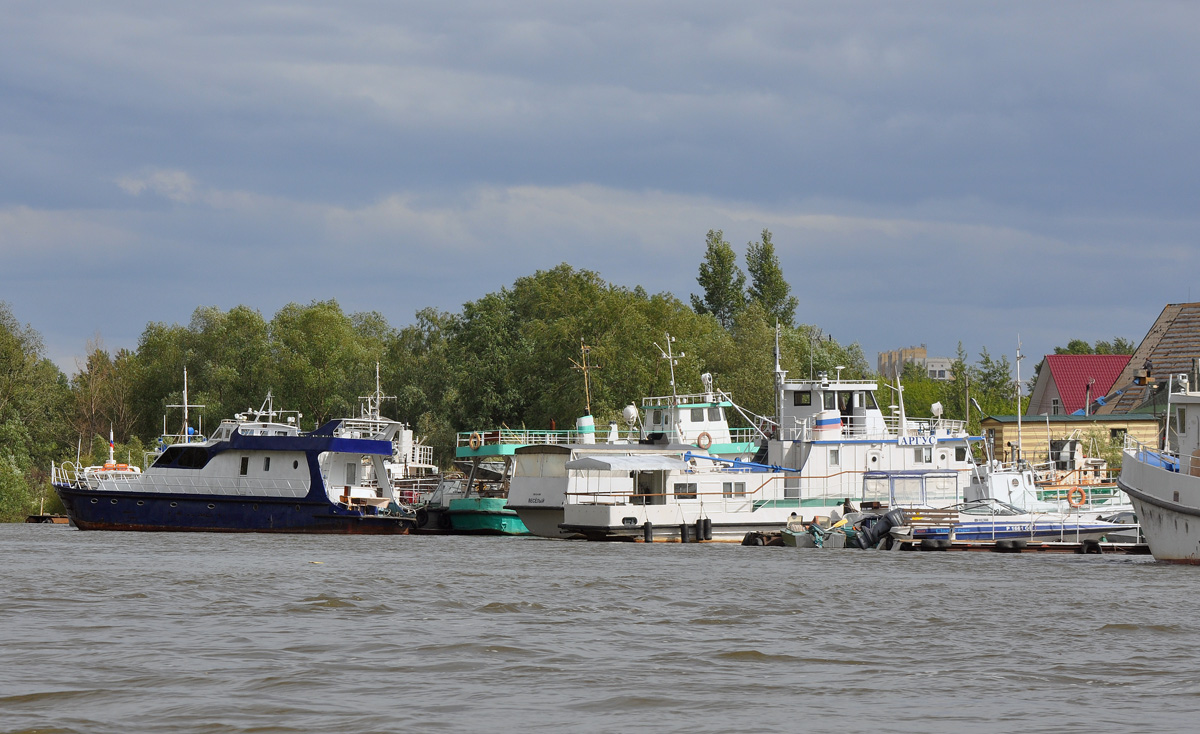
[446, 497, 530, 535]
[1118, 452, 1200, 563]
[54, 484, 412, 534]
[507, 505, 584, 539]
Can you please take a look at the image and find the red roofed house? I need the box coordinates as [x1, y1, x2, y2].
[1026, 354, 1131, 416]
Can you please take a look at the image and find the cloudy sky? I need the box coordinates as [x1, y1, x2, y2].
[2, 1, 1197, 377]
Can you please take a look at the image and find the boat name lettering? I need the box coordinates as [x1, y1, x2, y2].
[897, 436, 936, 446]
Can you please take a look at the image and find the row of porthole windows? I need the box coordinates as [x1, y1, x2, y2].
[91, 498, 302, 512]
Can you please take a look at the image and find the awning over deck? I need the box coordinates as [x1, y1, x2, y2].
[565, 455, 689, 472]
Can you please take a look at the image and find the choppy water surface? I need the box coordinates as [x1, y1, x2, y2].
[2, 525, 1198, 733]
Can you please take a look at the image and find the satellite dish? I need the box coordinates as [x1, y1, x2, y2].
[931, 402, 944, 418]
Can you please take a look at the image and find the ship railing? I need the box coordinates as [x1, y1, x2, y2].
[1123, 433, 1186, 473]
[51, 461, 145, 490]
[336, 419, 396, 440]
[641, 393, 726, 407]
[778, 416, 968, 443]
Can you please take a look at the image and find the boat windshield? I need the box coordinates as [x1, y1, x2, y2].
[953, 499, 1023, 516]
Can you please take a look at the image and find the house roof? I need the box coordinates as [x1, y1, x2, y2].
[1044, 354, 1130, 414]
[1095, 302, 1200, 414]
[981, 414, 1158, 425]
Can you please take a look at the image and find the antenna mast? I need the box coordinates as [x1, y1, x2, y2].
[569, 340, 601, 415]
[653, 333, 684, 403]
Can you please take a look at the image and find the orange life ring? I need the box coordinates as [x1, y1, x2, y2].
[1067, 487, 1087, 508]
[469, 432, 482, 451]
[696, 432, 713, 450]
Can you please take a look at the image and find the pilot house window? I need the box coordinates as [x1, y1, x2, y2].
[794, 391, 812, 406]
[691, 408, 705, 422]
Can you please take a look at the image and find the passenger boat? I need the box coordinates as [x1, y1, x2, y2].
[51, 374, 413, 534]
[517, 337, 983, 541]
[1116, 376, 1200, 562]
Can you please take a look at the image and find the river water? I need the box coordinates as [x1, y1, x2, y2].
[2, 524, 1198, 733]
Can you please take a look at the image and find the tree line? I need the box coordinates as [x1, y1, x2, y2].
[0, 229, 1114, 520]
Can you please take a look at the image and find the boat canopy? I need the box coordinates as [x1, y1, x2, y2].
[565, 455, 689, 472]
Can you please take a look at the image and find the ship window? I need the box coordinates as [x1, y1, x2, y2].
[794, 391, 812, 406]
[722, 481, 745, 497]
[823, 392, 836, 410]
[709, 407, 722, 421]
[345, 462, 357, 486]
[177, 447, 210, 469]
[1178, 407, 1188, 432]
[956, 446, 967, 462]
[152, 446, 184, 468]
[691, 408, 704, 422]
[653, 409, 663, 424]
[829, 448, 840, 466]
[293, 460, 299, 469]
[276, 430, 287, 436]
[263, 457, 271, 472]
[240, 457, 249, 476]
[914, 447, 932, 463]
[673, 482, 697, 499]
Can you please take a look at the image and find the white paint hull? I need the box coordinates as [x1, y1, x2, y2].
[507, 506, 582, 539]
[1118, 449, 1200, 563]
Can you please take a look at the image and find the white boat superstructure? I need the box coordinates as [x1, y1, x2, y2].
[1117, 375, 1200, 562]
[512, 338, 983, 540]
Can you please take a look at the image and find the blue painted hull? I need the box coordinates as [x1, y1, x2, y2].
[54, 484, 413, 534]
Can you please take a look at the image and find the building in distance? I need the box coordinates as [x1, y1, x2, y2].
[878, 345, 955, 381]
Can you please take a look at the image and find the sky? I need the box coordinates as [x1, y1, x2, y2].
[2, 1, 1198, 379]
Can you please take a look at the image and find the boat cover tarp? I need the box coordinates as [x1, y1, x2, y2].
[565, 455, 689, 472]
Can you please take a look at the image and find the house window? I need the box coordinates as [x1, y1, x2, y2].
[691, 408, 705, 422]
[674, 482, 697, 499]
[829, 448, 840, 466]
[914, 447, 932, 463]
[1051, 398, 1061, 416]
[938, 370, 946, 379]
[1110, 428, 1126, 445]
[928, 370, 937, 379]
[239, 457, 249, 476]
[794, 391, 812, 406]
[722, 481, 745, 498]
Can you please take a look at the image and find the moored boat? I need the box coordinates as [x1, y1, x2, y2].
[1116, 376, 1200, 562]
[51, 374, 413, 534]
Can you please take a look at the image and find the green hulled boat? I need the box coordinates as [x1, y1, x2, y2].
[447, 496, 530, 535]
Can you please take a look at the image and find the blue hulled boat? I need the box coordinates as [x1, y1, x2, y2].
[51, 388, 413, 534]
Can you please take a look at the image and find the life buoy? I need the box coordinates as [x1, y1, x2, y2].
[1067, 487, 1087, 508]
[469, 432, 482, 450]
[696, 431, 713, 450]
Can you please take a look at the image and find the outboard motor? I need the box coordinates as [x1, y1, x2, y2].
[854, 508, 907, 549]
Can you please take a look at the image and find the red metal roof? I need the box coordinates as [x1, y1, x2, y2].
[1045, 354, 1131, 414]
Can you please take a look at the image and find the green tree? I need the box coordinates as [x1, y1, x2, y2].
[0, 302, 71, 520]
[745, 229, 798, 327]
[690, 229, 746, 328]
